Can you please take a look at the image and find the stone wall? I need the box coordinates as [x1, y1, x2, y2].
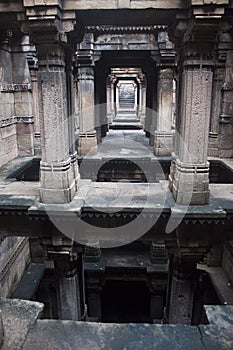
[0, 237, 30, 297]
[222, 242, 233, 286]
[0, 34, 34, 168]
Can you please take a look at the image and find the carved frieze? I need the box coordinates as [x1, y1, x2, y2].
[85, 25, 167, 34]
[0, 116, 34, 128]
[0, 84, 32, 92]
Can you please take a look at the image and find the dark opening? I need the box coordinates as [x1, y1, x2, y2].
[7, 158, 40, 181]
[97, 159, 148, 183]
[101, 280, 151, 323]
[6, 158, 233, 184]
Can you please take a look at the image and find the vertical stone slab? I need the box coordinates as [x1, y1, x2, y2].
[170, 60, 213, 205]
[154, 67, 174, 156]
[168, 257, 197, 325]
[37, 42, 76, 203]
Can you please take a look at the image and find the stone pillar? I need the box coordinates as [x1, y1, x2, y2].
[66, 53, 80, 191]
[84, 241, 101, 263]
[106, 76, 112, 125]
[170, 59, 213, 205]
[138, 80, 143, 120]
[110, 76, 116, 121]
[37, 42, 76, 203]
[86, 277, 102, 321]
[116, 81, 120, 113]
[76, 34, 97, 156]
[149, 279, 166, 322]
[11, 36, 34, 157]
[154, 67, 174, 156]
[208, 66, 224, 157]
[140, 78, 147, 126]
[150, 241, 168, 264]
[27, 53, 41, 156]
[167, 257, 197, 325]
[219, 50, 233, 158]
[147, 71, 157, 144]
[53, 252, 82, 321]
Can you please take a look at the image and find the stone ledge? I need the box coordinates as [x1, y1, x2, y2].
[0, 298, 43, 350]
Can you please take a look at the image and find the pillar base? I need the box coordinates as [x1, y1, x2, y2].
[78, 131, 97, 156]
[154, 132, 173, 156]
[170, 159, 210, 205]
[40, 158, 76, 204]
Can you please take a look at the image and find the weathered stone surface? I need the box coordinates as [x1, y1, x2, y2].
[0, 298, 232, 350]
[0, 237, 30, 298]
[0, 298, 43, 350]
[24, 320, 204, 350]
[199, 305, 233, 350]
[0, 310, 3, 348]
[170, 60, 213, 205]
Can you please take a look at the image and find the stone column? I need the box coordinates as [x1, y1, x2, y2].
[11, 35, 34, 157]
[106, 76, 112, 125]
[110, 76, 116, 121]
[140, 77, 147, 126]
[149, 279, 166, 322]
[37, 42, 76, 203]
[219, 50, 233, 158]
[170, 59, 213, 205]
[147, 71, 157, 143]
[86, 277, 102, 321]
[66, 54, 80, 191]
[167, 257, 197, 325]
[76, 34, 97, 156]
[208, 66, 224, 157]
[54, 252, 82, 321]
[154, 66, 174, 156]
[27, 55, 41, 156]
[138, 80, 143, 120]
[116, 81, 120, 114]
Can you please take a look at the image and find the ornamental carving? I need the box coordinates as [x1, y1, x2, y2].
[0, 84, 32, 92]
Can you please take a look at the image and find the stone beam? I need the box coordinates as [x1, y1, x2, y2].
[63, 0, 188, 10]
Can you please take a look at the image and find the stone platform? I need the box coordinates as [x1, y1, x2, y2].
[0, 298, 233, 350]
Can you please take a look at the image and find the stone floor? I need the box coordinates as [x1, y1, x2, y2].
[94, 130, 154, 158]
[0, 298, 233, 350]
